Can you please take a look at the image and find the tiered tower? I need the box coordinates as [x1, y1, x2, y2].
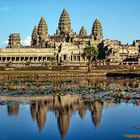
[37, 17, 48, 47]
[91, 18, 103, 41]
[56, 8, 72, 36]
[31, 17, 48, 47]
[30, 101, 48, 131]
[31, 25, 38, 46]
[91, 102, 103, 128]
[8, 33, 22, 48]
[79, 26, 87, 37]
[57, 109, 71, 138]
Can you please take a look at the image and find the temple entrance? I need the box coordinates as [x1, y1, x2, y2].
[2, 57, 6, 61]
[21, 57, 24, 61]
[7, 57, 10, 61]
[30, 57, 33, 61]
[34, 57, 37, 61]
[63, 55, 67, 61]
[16, 57, 19, 61]
[43, 57, 46, 61]
[12, 57, 15, 61]
[25, 57, 28, 61]
[39, 57, 42, 61]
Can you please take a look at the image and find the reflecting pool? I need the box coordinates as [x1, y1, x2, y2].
[0, 75, 140, 140]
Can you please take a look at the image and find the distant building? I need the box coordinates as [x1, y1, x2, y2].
[0, 8, 139, 67]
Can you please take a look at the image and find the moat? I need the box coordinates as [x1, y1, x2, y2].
[0, 75, 140, 140]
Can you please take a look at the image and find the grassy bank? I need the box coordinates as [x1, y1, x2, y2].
[0, 69, 125, 75]
[0, 69, 140, 78]
[106, 69, 140, 78]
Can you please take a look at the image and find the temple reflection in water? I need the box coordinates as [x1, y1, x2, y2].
[30, 95, 114, 138]
[7, 104, 19, 116]
[30, 95, 80, 137]
[1, 74, 139, 138]
[5, 95, 106, 138]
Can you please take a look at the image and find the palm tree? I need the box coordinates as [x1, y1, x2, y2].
[82, 46, 98, 73]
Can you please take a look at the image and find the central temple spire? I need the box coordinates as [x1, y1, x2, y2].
[57, 8, 72, 36]
[91, 18, 103, 41]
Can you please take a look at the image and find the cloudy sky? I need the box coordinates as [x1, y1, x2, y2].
[0, 0, 139, 47]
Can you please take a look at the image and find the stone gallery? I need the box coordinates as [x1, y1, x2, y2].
[0, 9, 140, 67]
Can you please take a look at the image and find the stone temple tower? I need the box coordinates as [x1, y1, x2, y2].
[37, 17, 48, 47]
[56, 8, 72, 36]
[8, 33, 22, 48]
[79, 26, 87, 37]
[91, 18, 103, 41]
[31, 25, 38, 46]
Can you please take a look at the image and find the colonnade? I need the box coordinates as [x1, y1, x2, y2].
[0, 56, 50, 62]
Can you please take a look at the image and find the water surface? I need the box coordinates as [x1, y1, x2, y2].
[0, 75, 140, 140]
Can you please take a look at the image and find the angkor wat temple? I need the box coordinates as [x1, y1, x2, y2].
[0, 8, 140, 67]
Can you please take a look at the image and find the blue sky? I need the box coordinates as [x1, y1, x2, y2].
[0, 0, 140, 47]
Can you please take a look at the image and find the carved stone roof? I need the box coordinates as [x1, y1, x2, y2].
[92, 19, 102, 33]
[38, 17, 48, 39]
[79, 26, 87, 37]
[92, 18, 103, 40]
[8, 33, 22, 48]
[32, 25, 38, 39]
[58, 8, 71, 35]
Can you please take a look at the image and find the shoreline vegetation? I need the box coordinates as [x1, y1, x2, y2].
[0, 69, 139, 102]
[0, 78, 139, 103]
[0, 69, 140, 77]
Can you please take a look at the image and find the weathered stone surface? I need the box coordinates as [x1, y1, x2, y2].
[57, 8, 72, 36]
[37, 17, 48, 47]
[31, 17, 48, 47]
[31, 25, 38, 46]
[92, 18, 103, 41]
[79, 26, 87, 37]
[8, 33, 22, 48]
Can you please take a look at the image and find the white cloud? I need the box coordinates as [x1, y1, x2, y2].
[21, 35, 31, 46]
[0, 40, 8, 48]
[0, 6, 11, 11]
[0, 6, 29, 12]
[1, 40, 8, 45]
[0, 35, 31, 48]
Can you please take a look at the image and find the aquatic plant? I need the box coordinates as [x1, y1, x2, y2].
[96, 96, 103, 102]
[123, 134, 140, 139]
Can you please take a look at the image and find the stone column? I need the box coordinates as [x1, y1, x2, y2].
[61, 54, 63, 61]
[58, 54, 61, 63]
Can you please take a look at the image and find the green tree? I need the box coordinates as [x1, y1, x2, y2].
[50, 56, 56, 65]
[6, 61, 12, 67]
[82, 46, 98, 73]
[25, 61, 31, 66]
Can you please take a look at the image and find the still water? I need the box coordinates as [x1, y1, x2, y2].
[0, 75, 140, 140]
